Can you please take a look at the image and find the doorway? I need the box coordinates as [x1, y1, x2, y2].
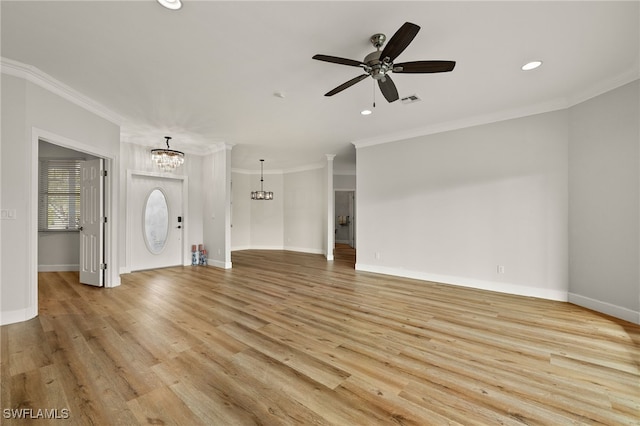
[335, 190, 355, 248]
[28, 128, 118, 324]
[128, 173, 186, 271]
[37, 140, 107, 286]
[334, 190, 356, 267]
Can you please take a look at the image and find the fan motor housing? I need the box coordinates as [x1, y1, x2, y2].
[364, 50, 382, 64]
[364, 50, 391, 80]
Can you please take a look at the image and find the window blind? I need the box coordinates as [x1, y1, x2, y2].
[39, 159, 82, 231]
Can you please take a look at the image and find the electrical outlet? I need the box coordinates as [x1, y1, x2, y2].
[0, 209, 16, 220]
[497, 265, 505, 274]
[375, 252, 380, 260]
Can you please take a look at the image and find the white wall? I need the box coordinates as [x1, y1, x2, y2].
[231, 166, 326, 254]
[356, 110, 569, 301]
[1, 74, 120, 325]
[284, 168, 324, 253]
[202, 146, 232, 268]
[119, 142, 203, 272]
[231, 172, 251, 250]
[1, 75, 29, 324]
[568, 80, 640, 323]
[250, 172, 284, 249]
[334, 173, 356, 191]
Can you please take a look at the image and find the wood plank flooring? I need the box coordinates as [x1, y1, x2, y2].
[2, 249, 639, 425]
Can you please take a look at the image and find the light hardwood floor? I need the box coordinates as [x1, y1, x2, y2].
[2, 249, 639, 425]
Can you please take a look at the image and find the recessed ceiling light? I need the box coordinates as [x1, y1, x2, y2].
[360, 109, 372, 116]
[522, 60, 543, 71]
[157, 0, 182, 10]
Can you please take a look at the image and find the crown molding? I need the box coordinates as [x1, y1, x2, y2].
[232, 168, 283, 175]
[352, 97, 568, 149]
[567, 67, 639, 108]
[232, 161, 325, 175]
[0, 57, 124, 125]
[352, 65, 640, 150]
[285, 162, 325, 174]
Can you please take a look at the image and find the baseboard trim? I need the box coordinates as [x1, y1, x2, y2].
[38, 264, 79, 272]
[1, 307, 37, 326]
[232, 245, 325, 256]
[568, 293, 639, 325]
[355, 263, 568, 302]
[243, 245, 285, 251]
[208, 259, 232, 269]
[283, 246, 324, 255]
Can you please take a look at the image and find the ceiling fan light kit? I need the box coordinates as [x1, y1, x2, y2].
[157, 0, 182, 10]
[522, 60, 543, 71]
[313, 22, 456, 103]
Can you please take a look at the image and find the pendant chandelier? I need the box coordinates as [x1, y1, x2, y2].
[251, 159, 273, 200]
[151, 136, 184, 171]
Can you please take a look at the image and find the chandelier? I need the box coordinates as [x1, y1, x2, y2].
[251, 159, 273, 200]
[151, 136, 184, 171]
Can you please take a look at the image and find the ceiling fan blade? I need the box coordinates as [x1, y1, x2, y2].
[393, 60, 456, 73]
[325, 74, 369, 96]
[313, 54, 365, 68]
[378, 75, 399, 103]
[380, 22, 420, 63]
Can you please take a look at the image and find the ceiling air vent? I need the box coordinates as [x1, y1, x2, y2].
[401, 94, 421, 104]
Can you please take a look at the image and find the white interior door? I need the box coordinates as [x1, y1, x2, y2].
[79, 158, 104, 286]
[131, 175, 183, 271]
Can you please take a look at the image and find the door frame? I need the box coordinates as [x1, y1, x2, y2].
[124, 170, 189, 273]
[30, 128, 119, 317]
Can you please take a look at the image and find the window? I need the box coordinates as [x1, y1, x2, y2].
[39, 159, 82, 231]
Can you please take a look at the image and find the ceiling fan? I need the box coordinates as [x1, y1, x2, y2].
[312, 22, 456, 103]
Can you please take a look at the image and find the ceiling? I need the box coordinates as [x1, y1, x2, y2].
[2, 1, 638, 172]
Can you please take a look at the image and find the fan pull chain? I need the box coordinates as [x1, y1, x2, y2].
[372, 80, 376, 109]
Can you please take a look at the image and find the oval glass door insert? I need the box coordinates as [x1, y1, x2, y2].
[144, 188, 169, 254]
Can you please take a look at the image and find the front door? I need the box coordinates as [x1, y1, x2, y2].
[130, 175, 183, 271]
